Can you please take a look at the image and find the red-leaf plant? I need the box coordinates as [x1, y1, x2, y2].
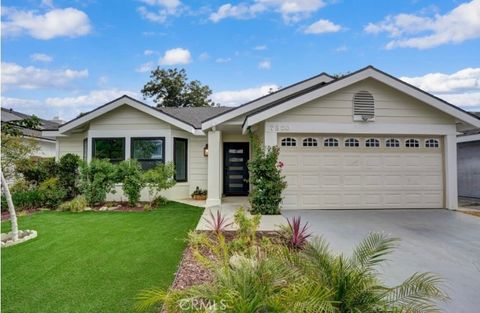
[204, 210, 233, 235]
[287, 216, 312, 249]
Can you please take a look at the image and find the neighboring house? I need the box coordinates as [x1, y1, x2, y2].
[1, 108, 60, 158]
[43, 66, 480, 210]
[457, 112, 480, 199]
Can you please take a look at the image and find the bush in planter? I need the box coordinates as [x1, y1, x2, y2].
[248, 134, 287, 215]
[191, 186, 207, 200]
[116, 159, 145, 206]
[58, 153, 81, 200]
[38, 177, 67, 209]
[143, 162, 176, 207]
[79, 159, 117, 206]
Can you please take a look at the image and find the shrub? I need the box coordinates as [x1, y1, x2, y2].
[116, 159, 145, 206]
[16, 157, 58, 185]
[1, 188, 42, 211]
[58, 153, 81, 199]
[151, 195, 168, 208]
[230, 208, 260, 253]
[38, 177, 67, 209]
[58, 195, 88, 212]
[203, 210, 233, 235]
[248, 134, 287, 215]
[279, 216, 311, 249]
[143, 162, 176, 205]
[79, 159, 117, 206]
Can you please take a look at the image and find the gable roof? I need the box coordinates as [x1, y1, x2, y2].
[55, 95, 203, 135]
[158, 106, 234, 129]
[241, 66, 480, 132]
[201, 72, 334, 130]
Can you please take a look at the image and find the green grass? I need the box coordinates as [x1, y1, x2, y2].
[1, 202, 203, 313]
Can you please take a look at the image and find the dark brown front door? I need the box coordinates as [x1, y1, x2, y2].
[223, 142, 249, 196]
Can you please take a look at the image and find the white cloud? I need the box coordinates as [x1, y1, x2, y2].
[144, 49, 155, 56]
[335, 45, 348, 52]
[401, 68, 480, 108]
[258, 60, 271, 69]
[41, 0, 54, 8]
[2, 7, 91, 40]
[1, 62, 88, 90]
[30, 53, 53, 63]
[209, 0, 325, 23]
[304, 19, 341, 34]
[45, 89, 139, 108]
[136, 62, 154, 73]
[159, 48, 192, 65]
[254, 44, 268, 50]
[215, 57, 232, 63]
[137, 0, 183, 23]
[0, 97, 41, 108]
[364, 0, 480, 49]
[211, 84, 279, 106]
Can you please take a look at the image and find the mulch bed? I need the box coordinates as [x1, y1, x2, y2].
[171, 231, 280, 291]
[462, 211, 480, 218]
[1, 208, 40, 221]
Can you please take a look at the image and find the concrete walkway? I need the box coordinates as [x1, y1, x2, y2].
[195, 197, 288, 231]
[283, 209, 480, 313]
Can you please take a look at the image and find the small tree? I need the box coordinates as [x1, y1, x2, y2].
[141, 67, 214, 107]
[58, 153, 81, 200]
[248, 133, 287, 215]
[116, 159, 144, 206]
[1, 116, 41, 241]
[143, 162, 176, 206]
[78, 159, 117, 206]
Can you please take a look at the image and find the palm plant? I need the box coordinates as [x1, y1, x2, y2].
[293, 233, 449, 313]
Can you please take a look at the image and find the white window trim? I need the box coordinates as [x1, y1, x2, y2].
[405, 138, 421, 148]
[344, 138, 360, 147]
[280, 137, 297, 147]
[425, 138, 440, 148]
[302, 137, 318, 147]
[365, 138, 381, 148]
[323, 137, 339, 147]
[385, 138, 400, 148]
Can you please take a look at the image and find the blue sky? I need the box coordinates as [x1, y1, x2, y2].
[2, 0, 480, 121]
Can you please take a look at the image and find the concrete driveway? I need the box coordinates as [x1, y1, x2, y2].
[282, 209, 480, 313]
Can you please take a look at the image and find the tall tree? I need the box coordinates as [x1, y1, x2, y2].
[141, 68, 215, 107]
[1, 116, 40, 241]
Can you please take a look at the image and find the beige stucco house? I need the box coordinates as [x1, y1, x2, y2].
[43, 66, 480, 210]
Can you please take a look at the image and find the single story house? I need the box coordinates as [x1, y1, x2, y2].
[457, 113, 480, 199]
[43, 66, 480, 210]
[2, 107, 60, 158]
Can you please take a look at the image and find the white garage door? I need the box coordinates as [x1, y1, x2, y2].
[280, 135, 444, 210]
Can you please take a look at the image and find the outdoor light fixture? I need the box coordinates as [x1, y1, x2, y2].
[203, 144, 208, 157]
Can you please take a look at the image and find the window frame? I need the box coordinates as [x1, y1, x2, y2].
[365, 138, 380, 148]
[302, 137, 318, 147]
[83, 138, 88, 161]
[405, 138, 420, 148]
[385, 138, 400, 148]
[324, 138, 339, 147]
[344, 138, 359, 147]
[425, 139, 439, 148]
[92, 137, 125, 163]
[281, 137, 297, 147]
[173, 137, 188, 182]
[130, 137, 166, 170]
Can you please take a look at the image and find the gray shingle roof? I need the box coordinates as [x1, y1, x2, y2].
[157, 106, 234, 128]
[1, 107, 60, 140]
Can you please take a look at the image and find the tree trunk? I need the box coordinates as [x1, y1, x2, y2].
[1, 170, 18, 241]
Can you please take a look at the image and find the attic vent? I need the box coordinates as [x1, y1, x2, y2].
[353, 91, 374, 121]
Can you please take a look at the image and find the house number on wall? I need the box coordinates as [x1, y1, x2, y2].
[268, 124, 290, 132]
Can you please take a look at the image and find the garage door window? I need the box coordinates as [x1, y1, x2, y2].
[324, 138, 339, 147]
[344, 138, 359, 147]
[405, 139, 420, 148]
[303, 138, 318, 147]
[425, 139, 439, 148]
[385, 138, 400, 148]
[365, 138, 380, 148]
[281, 138, 296, 147]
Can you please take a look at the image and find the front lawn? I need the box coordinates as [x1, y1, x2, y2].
[1, 202, 203, 313]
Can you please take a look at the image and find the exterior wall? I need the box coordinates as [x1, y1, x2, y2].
[57, 132, 86, 158]
[269, 78, 455, 125]
[457, 141, 480, 198]
[56, 104, 208, 202]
